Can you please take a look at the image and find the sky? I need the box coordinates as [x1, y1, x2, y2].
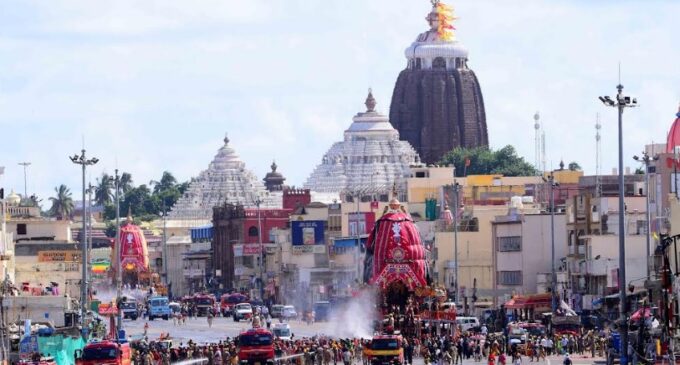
[0, 0, 678, 206]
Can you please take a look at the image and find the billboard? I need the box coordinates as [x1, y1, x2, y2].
[348, 212, 375, 236]
[38, 251, 81, 262]
[292, 220, 325, 245]
[233, 244, 262, 256]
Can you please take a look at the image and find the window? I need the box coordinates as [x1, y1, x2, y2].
[432, 57, 446, 70]
[248, 226, 259, 237]
[16, 224, 27, 235]
[498, 271, 522, 286]
[497, 236, 521, 252]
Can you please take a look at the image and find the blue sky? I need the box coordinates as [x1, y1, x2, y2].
[1, 0, 678, 204]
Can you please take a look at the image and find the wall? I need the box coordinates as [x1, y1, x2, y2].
[494, 214, 567, 295]
[166, 235, 191, 297]
[7, 219, 71, 242]
[434, 205, 507, 296]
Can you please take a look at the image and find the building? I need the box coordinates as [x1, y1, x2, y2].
[168, 134, 279, 222]
[263, 161, 287, 192]
[491, 210, 568, 300]
[389, 1, 487, 164]
[304, 90, 421, 201]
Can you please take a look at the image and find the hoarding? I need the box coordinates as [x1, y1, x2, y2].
[291, 220, 325, 245]
[233, 244, 262, 256]
[37, 250, 81, 262]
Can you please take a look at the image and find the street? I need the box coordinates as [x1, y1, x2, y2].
[123, 316, 606, 365]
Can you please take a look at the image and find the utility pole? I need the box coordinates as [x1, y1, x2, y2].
[453, 181, 460, 308]
[599, 82, 637, 365]
[112, 170, 123, 339]
[69, 150, 98, 337]
[255, 198, 264, 300]
[86, 182, 95, 310]
[633, 152, 658, 280]
[18, 162, 31, 200]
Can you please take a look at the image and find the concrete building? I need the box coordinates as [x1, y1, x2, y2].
[491, 211, 568, 299]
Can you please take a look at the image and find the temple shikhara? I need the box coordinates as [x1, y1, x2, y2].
[304, 90, 421, 198]
[168, 134, 279, 221]
[389, 0, 488, 165]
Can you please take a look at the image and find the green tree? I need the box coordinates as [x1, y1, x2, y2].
[439, 145, 536, 177]
[120, 172, 133, 194]
[95, 174, 113, 206]
[568, 162, 582, 171]
[48, 184, 74, 220]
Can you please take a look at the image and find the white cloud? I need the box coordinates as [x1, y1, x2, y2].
[0, 0, 678, 203]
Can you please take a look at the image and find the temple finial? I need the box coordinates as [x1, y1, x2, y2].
[271, 160, 278, 172]
[365, 88, 376, 112]
[224, 133, 230, 145]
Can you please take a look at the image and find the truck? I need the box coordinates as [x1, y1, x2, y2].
[75, 340, 132, 365]
[147, 296, 171, 321]
[366, 334, 404, 365]
[221, 293, 249, 316]
[194, 293, 217, 316]
[313, 301, 331, 322]
[552, 315, 582, 336]
[237, 328, 275, 365]
[119, 298, 139, 320]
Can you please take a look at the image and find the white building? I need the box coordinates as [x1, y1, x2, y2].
[304, 91, 421, 201]
[168, 135, 279, 223]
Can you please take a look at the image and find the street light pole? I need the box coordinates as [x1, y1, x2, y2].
[255, 198, 264, 300]
[17, 162, 31, 200]
[69, 150, 98, 336]
[114, 170, 122, 338]
[599, 83, 637, 365]
[634, 152, 658, 280]
[550, 173, 557, 314]
[453, 181, 460, 308]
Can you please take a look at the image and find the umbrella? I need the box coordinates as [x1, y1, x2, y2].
[630, 308, 651, 321]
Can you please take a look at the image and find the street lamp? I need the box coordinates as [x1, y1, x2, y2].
[17, 162, 31, 201]
[633, 152, 659, 280]
[69, 150, 98, 334]
[452, 181, 460, 306]
[542, 173, 559, 313]
[599, 83, 637, 365]
[254, 198, 264, 300]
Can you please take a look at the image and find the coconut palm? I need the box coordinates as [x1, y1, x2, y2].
[48, 184, 74, 220]
[120, 172, 133, 194]
[95, 174, 113, 206]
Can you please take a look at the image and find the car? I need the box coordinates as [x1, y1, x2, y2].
[270, 305, 284, 318]
[233, 303, 253, 322]
[455, 316, 480, 332]
[272, 323, 292, 341]
[281, 305, 297, 320]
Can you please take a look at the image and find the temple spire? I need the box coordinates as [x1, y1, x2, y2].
[365, 88, 376, 112]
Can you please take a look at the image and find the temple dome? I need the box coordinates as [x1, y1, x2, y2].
[168, 134, 279, 221]
[304, 91, 422, 197]
[666, 104, 680, 154]
[263, 161, 286, 192]
[6, 190, 20, 206]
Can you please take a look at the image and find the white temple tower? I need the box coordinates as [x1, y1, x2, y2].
[168, 134, 279, 221]
[304, 90, 422, 201]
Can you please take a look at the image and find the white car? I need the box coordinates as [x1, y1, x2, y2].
[281, 305, 297, 320]
[272, 323, 292, 340]
[232, 303, 253, 322]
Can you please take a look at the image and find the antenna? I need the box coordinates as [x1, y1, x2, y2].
[541, 130, 546, 175]
[534, 111, 541, 174]
[595, 113, 602, 198]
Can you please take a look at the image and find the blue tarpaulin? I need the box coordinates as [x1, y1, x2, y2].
[333, 237, 366, 248]
[190, 224, 213, 241]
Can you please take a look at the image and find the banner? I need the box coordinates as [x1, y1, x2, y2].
[291, 221, 325, 245]
[38, 251, 81, 262]
[234, 244, 262, 256]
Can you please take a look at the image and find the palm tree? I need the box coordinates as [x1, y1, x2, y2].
[48, 184, 74, 220]
[120, 172, 133, 194]
[95, 174, 113, 206]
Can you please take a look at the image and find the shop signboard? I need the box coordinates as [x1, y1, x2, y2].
[291, 220, 325, 245]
